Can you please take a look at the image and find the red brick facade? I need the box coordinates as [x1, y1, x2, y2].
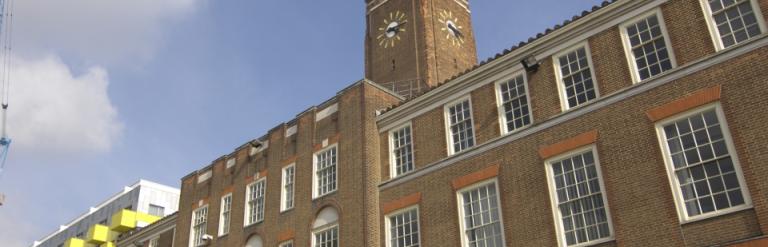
[164, 0, 768, 247]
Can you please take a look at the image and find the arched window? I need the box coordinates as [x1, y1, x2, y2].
[245, 235, 263, 247]
[312, 207, 339, 247]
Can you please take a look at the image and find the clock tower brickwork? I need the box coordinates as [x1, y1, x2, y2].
[365, 0, 478, 98]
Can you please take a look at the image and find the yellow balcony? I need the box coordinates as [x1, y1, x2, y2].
[136, 212, 161, 227]
[100, 241, 115, 247]
[64, 238, 85, 247]
[110, 209, 136, 232]
[86, 224, 109, 244]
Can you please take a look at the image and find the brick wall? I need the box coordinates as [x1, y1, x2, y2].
[376, 0, 768, 246]
[174, 81, 401, 247]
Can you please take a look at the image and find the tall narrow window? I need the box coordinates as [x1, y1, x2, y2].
[219, 194, 232, 236]
[387, 207, 420, 247]
[546, 148, 613, 246]
[657, 105, 751, 221]
[314, 146, 338, 198]
[190, 206, 208, 247]
[555, 45, 598, 110]
[702, 0, 765, 49]
[622, 11, 674, 82]
[457, 181, 505, 247]
[445, 97, 475, 155]
[390, 124, 415, 177]
[245, 178, 266, 225]
[496, 74, 532, 134]
[312, 207, 339, 247]
[281, 164, 296, 211]
[148, 238, 159, 247]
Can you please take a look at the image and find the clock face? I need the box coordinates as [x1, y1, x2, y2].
[438, 10, 465, 47]
[377, 11, 407, 48]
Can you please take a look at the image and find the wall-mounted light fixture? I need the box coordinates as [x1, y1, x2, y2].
[521, 55, 540, 73]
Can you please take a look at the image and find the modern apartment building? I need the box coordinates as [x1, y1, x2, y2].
[32, 180, 180, 247]
[170, 0, 768, 246]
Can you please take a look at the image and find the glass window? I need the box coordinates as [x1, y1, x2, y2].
[282, 165, 295, 211]
[624, 13, 674, 81]
[148, 204, 165, 217]
[315, 146, 338, 198]
[246, 179, 266, 225]
[148, 238, 159, 247]
[446, 98, 475, 154]
[556, 46, 598, 109]
[497, 74, 532, 133]
[458, 181, 504, 247]
[660, 107, 749, 219]
[388, 208, 420, 247]
[191, 206, 208, 247]
[279, 241, 294, 247]
[705, 0, 763, 48]
[313, 225, 339, 247]
[391, 124, 415, 177]
[219, 194, 232, 235]
[548, 149, 612, 246]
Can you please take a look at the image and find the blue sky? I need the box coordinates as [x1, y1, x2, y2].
[0, 1, 605, 245]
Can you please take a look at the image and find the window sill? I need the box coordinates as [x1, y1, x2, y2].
[680, 204, 753, 225]
[313, 190, 338, 201]
[569, 237, 615, 247]
[243, 220, 264, 228]
[280, 208, 294, 214]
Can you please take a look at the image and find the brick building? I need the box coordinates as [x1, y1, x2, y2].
[166, 0, 768, 246]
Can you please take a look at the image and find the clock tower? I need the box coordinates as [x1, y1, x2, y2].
[365, 0, 478, 98]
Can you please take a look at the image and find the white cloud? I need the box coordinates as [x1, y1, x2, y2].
[13, 0, 200, 65]
[8, 55, 122, 154]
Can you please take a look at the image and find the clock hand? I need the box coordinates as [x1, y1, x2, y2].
[448, 24, 464, 38]
[386, 21, 408, 34]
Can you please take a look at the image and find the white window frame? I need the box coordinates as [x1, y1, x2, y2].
[389, 122, 416, 178]
[552, 42, 600, 111]
[699, 0, 767, 51]
[313, 144, 339, 199]
[544, 145, 615, 247]
[218, 193, 232, 236]
[281, 164, 296, 212]
[189, 205, 208, 247]
[244, 178, 266, 226]
[279, 240, 294, 247]
[312, 223, 339, 247]
[444, 95, 477, 156]
[455, 179, 507, 247]
[494, 71, 534, 135]
[148, 237, 159, 247]
[654, 103, 753, 223]
[619, 8, 678, 84]
[385, 206, 421, 247]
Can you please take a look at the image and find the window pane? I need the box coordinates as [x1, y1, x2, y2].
[316, 147, 338, 197]
[550, 150, 612, 245]
[447, 99, 475, 153]
[498, 75, 532, 133]
[392, 125, 415, 177]
[460, 182, 504, 247]
[709, 0, 762, 48]
[388, 209, 421, 247]
[661, 109, 747, 218]
[558, 47, 597, 108]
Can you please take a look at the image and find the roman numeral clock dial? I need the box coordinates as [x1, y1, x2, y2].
[377, 11, 408, 48]
[439, 10, 465, 47]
